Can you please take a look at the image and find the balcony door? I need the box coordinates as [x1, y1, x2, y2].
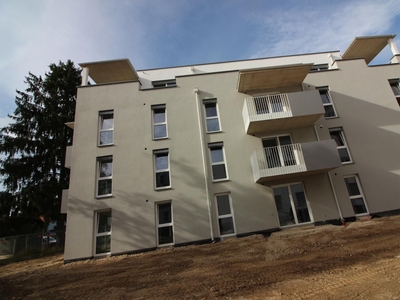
[273, 183, 312, 227]
[262, 135, 296, 168]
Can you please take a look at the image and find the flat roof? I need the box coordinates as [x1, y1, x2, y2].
[79, 59, 139, 84]
[342, 35, 396, 64]
[237, 63, 313, 92]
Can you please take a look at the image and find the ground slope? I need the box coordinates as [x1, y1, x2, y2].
[1, 216, 400, 299]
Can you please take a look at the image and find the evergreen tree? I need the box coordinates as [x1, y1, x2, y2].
[0, 60, 81, 235]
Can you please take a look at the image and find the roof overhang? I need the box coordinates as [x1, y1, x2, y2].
[65, 122, 74, 129]
[342, 35, 396, 64]
[237, 63, 313, 93]
[79, 59, 139, 84]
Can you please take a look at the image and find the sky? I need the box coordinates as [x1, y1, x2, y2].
[1, 0, 400, 129]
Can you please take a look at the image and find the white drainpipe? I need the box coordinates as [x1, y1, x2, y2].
[313, 124, 344, 221]
[194, 88, 214, 241]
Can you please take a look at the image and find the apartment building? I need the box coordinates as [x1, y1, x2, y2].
[63, 35, 400, 263]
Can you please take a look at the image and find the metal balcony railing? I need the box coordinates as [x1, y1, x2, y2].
[244, 94, 293, 122]
[251, 144, 306, 179]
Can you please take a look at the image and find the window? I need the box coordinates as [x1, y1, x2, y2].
[97, 156, 113, 197]
[99, 111, 114, 145]
[154, 149, 171, 189]
[389, 79, 400, 106]
[152, 105, 167, 139]
[317, 87, 337, 118]
[216, 194, 235, 236]
[310, 64, 329, 72]
[209, 143, 228, 181]
[344, 176, 368, 215]
[203, 99, 221, 133]
[95, 210, 111, 255]
[329, 128, 352, 164]
[273, 183, 312, 227]
[152, 79, 176, 88]
[156, 202, 174, 245]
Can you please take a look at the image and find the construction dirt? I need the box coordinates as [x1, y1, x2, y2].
[1, 216, 400, 299]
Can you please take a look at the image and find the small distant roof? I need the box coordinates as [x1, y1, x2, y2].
[79, 59, 139, 84]
[342, 35, 396, 64]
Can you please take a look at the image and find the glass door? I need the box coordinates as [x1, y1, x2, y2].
[273, 183, 312, 227]
[262, 135, 296, 168]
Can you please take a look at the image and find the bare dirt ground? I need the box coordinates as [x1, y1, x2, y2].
[1, 216, 400, 300]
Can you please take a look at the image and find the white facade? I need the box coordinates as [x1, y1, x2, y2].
[63, 35, 400, 262]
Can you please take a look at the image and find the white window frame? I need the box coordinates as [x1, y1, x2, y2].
[261, 134, 300, 168]
[272, 182, 314, 228]
[98, 110, 114, 146]
[329, 128, 353, 164]
[96, 156, 113, 198]
[344, 175, 369, 216]
[94, 210, 112, 256]
[203, 99, 221, 133]
[152, 105, 168, 140]
[317, 86, 337, 119]
[156, 201, 174, 246]
[215, 193, 236, 237]
[389, 79, 400, 106]
[153, 149, 171, 190]
[208, 142, 228, 182]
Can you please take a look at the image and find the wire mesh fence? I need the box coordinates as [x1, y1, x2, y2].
[0, 230, 65, 259]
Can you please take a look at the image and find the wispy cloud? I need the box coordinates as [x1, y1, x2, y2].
[247, 1, 400, 59]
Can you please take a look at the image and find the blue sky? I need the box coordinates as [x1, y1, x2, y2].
[1, 0, 400, 128]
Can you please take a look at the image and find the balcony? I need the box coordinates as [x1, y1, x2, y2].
[251, 140, 341, 185]
[242, 90, 324, 134]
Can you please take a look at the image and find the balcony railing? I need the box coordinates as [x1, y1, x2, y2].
[250, 140, 342, 184]
[251, 144, 306, 180]
[244, 94, 293, 122]
[242, 90, 324, 134]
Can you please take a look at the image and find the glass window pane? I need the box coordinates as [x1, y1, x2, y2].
[324, 105, 336, 118]
[158, 203, 171, 224]
[101, 114, 113, 130]
[210, 147, 223, 163]
[391, 83, 400, 96]
[100, 131, 113, 145]
[99, 160, 113, 177]
[206, 118, 220, 132]
[212, 164, 227, 180]
[155, 153, 168, 170]
[254, 97, 269, 114]
[98, 179, 112, 195]
[158, 226, 173, 244]
[156, 171, 170, 187]
[96, 235, 111, 254]
[344, 177, 361, 196]
[154, 124, 167, 139]
[338, 148, 351, 162]
[97, 211, 111, 233]
[153, 109, 165, 123]
[351, 198, 367, 214]
[319, 90, 331, 104]
[270, 97, 284, 112]
[290, 184, 311, 223]
[219, 217, 234, 235]
[217, 195, 231, 215]
[274, 187, 295, 227]
[330, 131, 344, 146]
[205, 103, 217, 117]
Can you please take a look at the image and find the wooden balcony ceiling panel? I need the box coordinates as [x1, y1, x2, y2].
[342, 35, 395, 64]
[79, 59, 139, 84]
[238, 64, 313, 93]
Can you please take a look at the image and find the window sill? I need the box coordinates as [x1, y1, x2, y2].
[155, 186, 172, 191]
[98, 144, 114, 147]
[206, 130, 222, 134]
[324, 116, 339, 120]
[341, 161, 354, 165]
[212, 178, 229, 183]
[96, 195, 114, 199]
[153, 137, 168, 141]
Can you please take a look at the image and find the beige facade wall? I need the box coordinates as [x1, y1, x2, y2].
[65, 53, 400, 262]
